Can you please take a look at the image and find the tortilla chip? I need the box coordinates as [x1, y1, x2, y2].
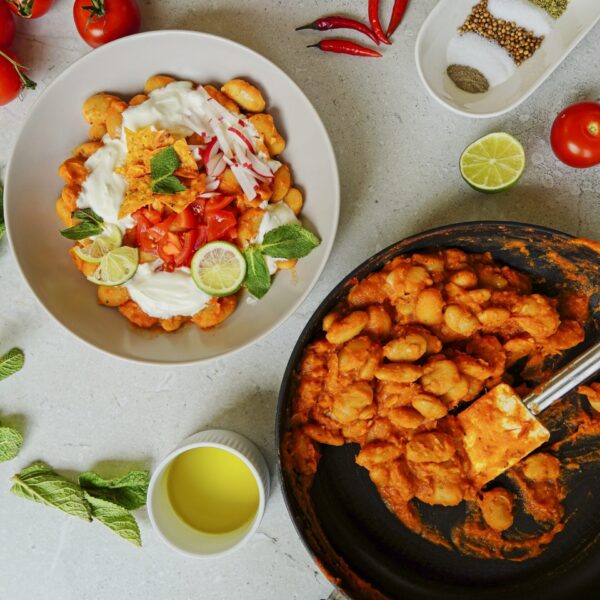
[173, 138, 198, 172]
[116, 128, 203, 218]
[118, 177, 154, 218]
[157, 173, 206, 213]
[119, 128, 176, 177]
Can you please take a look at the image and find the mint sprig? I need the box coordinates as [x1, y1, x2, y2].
[150, 146, 186, 194]
[260, 224, 320, 259]
[0, 426, 23, 463]
[0, 348, 24, 382]
[242, 223, 320, 299]
[84, 493, 142, 547]
[243, 247, 271, 299]
[12, 462, 150, 546]
[60, 208, 104, 240]
[79, 470, 149, 510]
[11, 463, 93, 522]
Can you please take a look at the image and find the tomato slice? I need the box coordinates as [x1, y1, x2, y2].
[170, 206, 196, 231]
[174, 230, 198, 267]
[194, 225, 209, 251]
[157, 232, 183, 264]
[205, 195, 235, 213]
[148, 214, 176, 242]
[206, 209, 237, 242]
[142, 207, 162, 224]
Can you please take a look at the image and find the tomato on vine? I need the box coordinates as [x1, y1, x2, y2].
[6, 0, 54, 19]
[73, 0, 141, 48]
[0, 1, 16, 47]
[0, 49, 36, 106]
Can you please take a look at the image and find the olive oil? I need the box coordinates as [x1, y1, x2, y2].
[167, 447, 259, 534]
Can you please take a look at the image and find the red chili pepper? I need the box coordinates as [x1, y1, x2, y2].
[296, 16, 380, 46]
[386, 0, 409, 37]
[368, 0, 390, 45]
[308, 39, 382, 58]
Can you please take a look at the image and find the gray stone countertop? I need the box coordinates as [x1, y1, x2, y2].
[0, 1, 598, 599]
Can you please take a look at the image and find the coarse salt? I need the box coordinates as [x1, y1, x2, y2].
[447, 32, 517, 88]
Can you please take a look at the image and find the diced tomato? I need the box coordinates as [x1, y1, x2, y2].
[205, 195, 235, 213]
[206, 209, 236, 242]
[148, 214, 177, 242]
[170, 206, 196, 231]
[174, 230, 198, 267]
[142, 207, 163, 224]
[194, 225, 208, 251]
[190, 199, 205, 221]
[158, 232, 183, 264]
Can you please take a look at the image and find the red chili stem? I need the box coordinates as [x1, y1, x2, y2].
[386, 0, 410, 37]
[368, 0, 391, 45]
[308, 39, 382, 58]
[296, 16, 380, 45]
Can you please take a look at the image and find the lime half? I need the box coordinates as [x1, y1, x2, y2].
[74, 224, 123, 264]
[191, 242, 246, 297]
[87, 246, 139, 287]
[460, 132, 526, 193]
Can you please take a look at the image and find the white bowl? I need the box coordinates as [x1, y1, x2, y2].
[147, 429, 270, 558]
[5, 30, 339, 365]
[415, 0, 600, 118]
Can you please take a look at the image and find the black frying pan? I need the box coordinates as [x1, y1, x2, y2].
[276, 222, 600, 600]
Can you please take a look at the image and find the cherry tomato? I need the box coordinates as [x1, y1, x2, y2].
[551, 101, 600, 169]
[0, 1, 16, 47]
[6, 0, 54, 19]
[0, 49, 36, 106]
[73, 0, 141, 48]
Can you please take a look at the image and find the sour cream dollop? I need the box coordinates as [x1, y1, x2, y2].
[256, 202, 301, 275]
[77, 135, 133, 231]
[121, 81, 197, 136]
[125, 263, 210, 319]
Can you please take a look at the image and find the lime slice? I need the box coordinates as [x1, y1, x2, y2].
[460, 132, 526, 193]
[87, 246, 139, 287]
[190, 242, 246, 297]
[73, 224, 123, 264]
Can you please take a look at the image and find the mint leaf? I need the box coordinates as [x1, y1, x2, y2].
[60, 208, 104, 240]
[150, 146, 186, 194]
[79, 470, 149, 510]
[0, 348, 24, 382]
[243, 246, 271, 299]
[0, 426, 23, 462]
[260, 224, 320, 259]
[153, 175, 187, 194]
[72, 208, 103, 226]
[0, 180, 5, 241]
[151, 146, 180, 180]
[85, 493, 142, 547]
[11, 462, 92, 522]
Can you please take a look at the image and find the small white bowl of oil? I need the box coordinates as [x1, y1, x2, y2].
[148, 430, 270, 558]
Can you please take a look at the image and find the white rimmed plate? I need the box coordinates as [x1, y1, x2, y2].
[5, 30, 339, 365]
[415, 0, 600, 118]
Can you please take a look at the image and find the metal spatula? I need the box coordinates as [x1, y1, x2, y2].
[458, 339, 600, 489]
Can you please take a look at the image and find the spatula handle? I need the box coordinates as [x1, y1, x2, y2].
[524, 339, 600, 414]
